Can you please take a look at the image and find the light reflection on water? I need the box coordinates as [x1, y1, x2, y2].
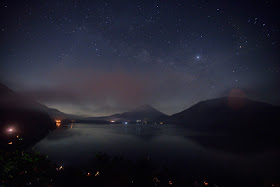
[34, 123, 280, 180]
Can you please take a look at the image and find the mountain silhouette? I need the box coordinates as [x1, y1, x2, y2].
[83, 104, 167, 122]
[0, 83, 56, 147]
[163, 97, 280, 133]
[0, 83, 76, 119]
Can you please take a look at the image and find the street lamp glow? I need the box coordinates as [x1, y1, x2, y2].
[7, 128, 15, 133]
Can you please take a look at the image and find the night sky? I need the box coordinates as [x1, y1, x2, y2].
[0, 0, 279, 116]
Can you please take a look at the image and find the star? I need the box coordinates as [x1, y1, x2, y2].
[0, 0, 279, 117]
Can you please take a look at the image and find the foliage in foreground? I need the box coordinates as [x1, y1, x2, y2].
[0, 150, 56, 186]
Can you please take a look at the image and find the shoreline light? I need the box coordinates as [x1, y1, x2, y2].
[55, 119, 61, 127]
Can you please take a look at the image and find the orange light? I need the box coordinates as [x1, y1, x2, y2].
[55, 120, 61, 127]
[95, 171, 100, 177]
[204, 181, 208, 186]
[8, 142, 13, 144]
[87, 172, 91, 176]
[17, 135, 19, 138]
[56, 165, 64, 171]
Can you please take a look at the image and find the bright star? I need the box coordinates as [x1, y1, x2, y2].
[196, 56, 200, 59]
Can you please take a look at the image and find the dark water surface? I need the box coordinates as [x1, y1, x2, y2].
[33, 123, 280, 184]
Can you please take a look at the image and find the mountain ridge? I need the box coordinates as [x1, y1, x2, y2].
[162, 96, 280, 133]
[82, 104, 167, 122]
[0, 83, 78, 120]
[0, 83, 57, 147]
[2, 82, 280, 133]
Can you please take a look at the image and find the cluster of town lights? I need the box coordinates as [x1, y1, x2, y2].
[55, 119, 61, 127]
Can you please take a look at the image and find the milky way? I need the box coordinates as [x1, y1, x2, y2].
[0, 0, 279, 116]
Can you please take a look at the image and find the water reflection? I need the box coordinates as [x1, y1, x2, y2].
[33, 123, 280, 183]
[136, 124, 141, 136]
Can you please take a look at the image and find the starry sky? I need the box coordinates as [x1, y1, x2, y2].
[0, 0, 279, 116]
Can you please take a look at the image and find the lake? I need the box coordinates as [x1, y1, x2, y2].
[33, 123, 280, 185]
